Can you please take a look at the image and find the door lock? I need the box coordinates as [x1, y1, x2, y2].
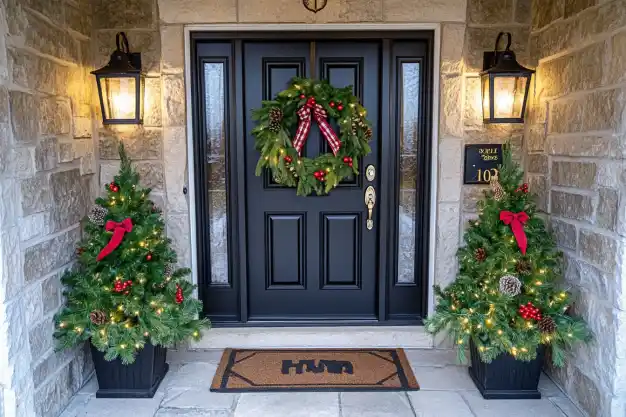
[364, 186, 376, 230]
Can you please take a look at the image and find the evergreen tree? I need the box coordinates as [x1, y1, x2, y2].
[425, 144, 590, 366]
[54, 144, 208, 364]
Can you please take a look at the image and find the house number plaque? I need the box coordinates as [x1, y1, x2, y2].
[463, 144, 503, 184]
[303, 0, 328, 13]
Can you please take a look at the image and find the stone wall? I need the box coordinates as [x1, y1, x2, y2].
[0, 0, 96, 416]
[526, 1, 626, 416]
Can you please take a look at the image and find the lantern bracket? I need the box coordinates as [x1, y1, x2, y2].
[482, 32, 512, 71]
[115, 32, 142, 71]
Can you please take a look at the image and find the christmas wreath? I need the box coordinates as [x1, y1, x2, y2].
[252, 77, 373, 196]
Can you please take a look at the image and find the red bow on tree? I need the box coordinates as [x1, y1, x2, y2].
[96, 218, 133, 261]
[500, 211, 529, 255]
[292, 98, 341, 156]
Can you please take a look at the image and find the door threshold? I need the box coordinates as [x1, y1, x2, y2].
[189, 326, 433, 349]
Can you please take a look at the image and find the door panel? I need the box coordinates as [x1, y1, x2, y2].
[244, 41, 380, 321]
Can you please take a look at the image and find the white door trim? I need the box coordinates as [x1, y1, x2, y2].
[183, 23, 440, 318]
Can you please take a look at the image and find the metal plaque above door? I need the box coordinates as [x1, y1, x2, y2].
[191, 32, 434, 326]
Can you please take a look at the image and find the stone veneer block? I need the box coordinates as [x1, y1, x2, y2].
[163, 75, 186, 127]
[0, 178, 18, 229]
[65, 0, 93, 37]
[435, 202, 460, 287]
[441, 24, 465, 75]
[238, 0, 314, 22]
[597, 188, 618, 231]
[312, 0, 383, 22]
[159, 0, 236, 23]
[551, 161, 597, 188]
[608, 30, 626, 85]
[528, 174, 548, 212]
[0, 227, 23, 301]
[39, 98, 71, 136]
[550, 218, 577, 250]
[23, 227, 80, 282]
[135, 161, 165, 191]
[0, 85, 7, 124]
[95, 0, 154, 29]
[28, 319, 54, 360]
[441, 75, 463, 137]
[10, 91, 38, 143]
[461, 186, 487, 212]
[530, 18, 580, 62]
[549, 89, 623, 134]
[579, 229, 618, 272]
[384, 0, 467, 22]
[50, 169, 90, 232]
[437, 139, 462, 203]
[35, 137, 58, 172]
[527, 154, 548, 174]
[578, 0, 626, 44]
[531, 0, 564, 30]
[20, 174, 52, 216]
[551, 190, 593, 222]
[548, 135, 621, 158]
[167, 213, 191, 268]
[160, 25, 184, 74]
[515, 0, 531, 23]
[144, 77, 163, 127]
[164, 127, 188, 213]
[8, 49, 70, 96]
[468, 0, 513, 24]
[98, 126, 163, 160]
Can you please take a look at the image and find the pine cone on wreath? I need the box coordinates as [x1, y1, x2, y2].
[365, 127, 373, 139]
[89, 310, 107, 325]
[515, 259, 532, 275]
[164, 263, 174, 277]
[489, 175, 505, 201]
[538, 316, 557, 334]
[474, 247, 487, 262]
[268, 108, 283, 133]
[88, 205, 108, 226]
[499, 275, 522, 296]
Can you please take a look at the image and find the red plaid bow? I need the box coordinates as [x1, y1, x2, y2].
[96, 218, 133, 261]
[292, 99, 341, 156]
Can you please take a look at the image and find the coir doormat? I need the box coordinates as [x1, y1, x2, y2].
[210, 348, 419, 392]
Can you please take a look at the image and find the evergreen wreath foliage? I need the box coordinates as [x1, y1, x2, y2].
[252, 77, 373, 196]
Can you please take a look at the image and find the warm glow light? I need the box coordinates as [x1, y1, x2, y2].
[493, 89, 515, 118]
[120, 344, 126, 349]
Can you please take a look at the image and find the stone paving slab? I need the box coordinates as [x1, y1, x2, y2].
[58, 349, 584, 417]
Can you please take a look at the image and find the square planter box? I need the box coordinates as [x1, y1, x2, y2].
[468, 340, 545, 399]
[91, 343, 169, 398]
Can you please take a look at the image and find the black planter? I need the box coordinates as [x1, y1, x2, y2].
[91, 343, 169, 398]
[468, 340, 545, 399]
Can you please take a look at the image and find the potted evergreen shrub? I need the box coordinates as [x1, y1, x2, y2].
[425, 144, 591, 399]
[54, 144, 209, 398]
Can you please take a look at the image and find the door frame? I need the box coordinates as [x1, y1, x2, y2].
[185, 24, 441, 326]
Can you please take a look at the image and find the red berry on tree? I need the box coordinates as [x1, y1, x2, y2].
[348, 162, 353, 167]
[337, 105, 344, 111]
[300, 94, 305, 99]
[343, 156, 350, 163]
[284, 156, 293, 163]
[329, 102, 335, 108]
[146, 253, 152, 261]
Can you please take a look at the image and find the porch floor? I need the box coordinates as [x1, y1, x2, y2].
[59, 349, 584, 417]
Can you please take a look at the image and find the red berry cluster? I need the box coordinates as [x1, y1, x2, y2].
[343, 156, 354, 167]
[313, 170, 327, 182]
[284, 155, 293, 164]
[108, 182, 119, 193]
[519, 302, 542, 321]
[114, 280, 133, 295]
[146, 253, 152, 261]
[175, 284, 184, 304]
[329, 101, 344, 111]
[516, 183, 529, 193]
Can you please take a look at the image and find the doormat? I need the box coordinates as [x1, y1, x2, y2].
[210, 348, 419, 392]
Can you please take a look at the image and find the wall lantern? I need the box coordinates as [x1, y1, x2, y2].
[92, 32, 144, 125]
[480, 32, 534, 124]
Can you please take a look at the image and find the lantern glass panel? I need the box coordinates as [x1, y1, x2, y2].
[492, 75, 528, 119]
[481, 76, 490, 120]
[101, 76, 138, 120]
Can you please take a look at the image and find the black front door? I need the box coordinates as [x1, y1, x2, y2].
[192, 32, 434, 325]
[244, 41, 380, 321]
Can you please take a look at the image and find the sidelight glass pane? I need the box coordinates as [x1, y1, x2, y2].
[398, 62, 420, 284]
[204, 62, 228, 284]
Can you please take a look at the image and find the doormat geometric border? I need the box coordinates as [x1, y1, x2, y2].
[210, 348, 420, 392]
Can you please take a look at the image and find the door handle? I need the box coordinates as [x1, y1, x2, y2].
[365, 186, 376, 230]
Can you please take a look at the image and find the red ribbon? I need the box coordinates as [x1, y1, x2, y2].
[500, 211, 529, 255]
[96, 218, 133, 261]
[292, 99, 341, 156]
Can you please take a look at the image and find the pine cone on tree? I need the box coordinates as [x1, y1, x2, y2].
[164, 263, 173, 277]
[89, 310, 107, 325]
[499, 275, 522, 296]
[515, 259, 532, 275]
[88, 205, 108, 226]
[474, 248, 487, 262]
[538, 316, 557, 333]
[268, 108, 283, 133]
[490, 175, 505, 201]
